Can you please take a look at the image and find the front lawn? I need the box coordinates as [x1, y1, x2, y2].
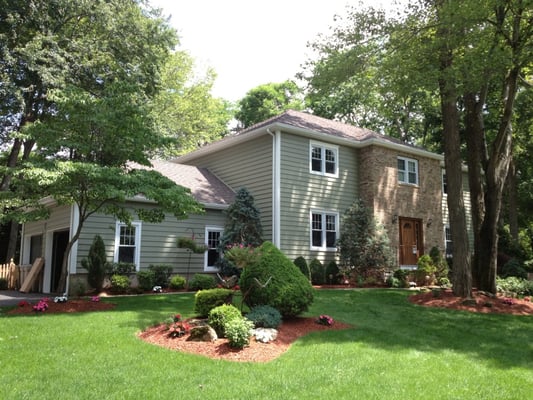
[1, 289, 531, 399]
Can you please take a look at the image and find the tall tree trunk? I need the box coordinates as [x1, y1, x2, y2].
[437, 22, 472, 298]
[506, 158, 519, 241]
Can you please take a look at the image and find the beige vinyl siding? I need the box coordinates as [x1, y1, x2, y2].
[76, 205, 226, 275]
[180, 135, 274, 241]
[279, 133, 358, 263]
[23, 205, 71, 238]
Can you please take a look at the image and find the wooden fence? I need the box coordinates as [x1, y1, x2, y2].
[0, 259, 40, 291]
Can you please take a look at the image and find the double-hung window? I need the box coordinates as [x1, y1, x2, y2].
[205, 226, 223, 272]
[445, 226, 453, 259]
[310, 211, 338, 250]
[310, 142, 338, 177]
[397, 156, 419, 185]
[114, 221, 141, 270]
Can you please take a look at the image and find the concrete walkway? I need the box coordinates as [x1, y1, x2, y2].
[0, 291, 45, 307]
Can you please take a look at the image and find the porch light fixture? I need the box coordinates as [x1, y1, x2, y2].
[392, 214, 398, 224]
[426, 218, 433, 227]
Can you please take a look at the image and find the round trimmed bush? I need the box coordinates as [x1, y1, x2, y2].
[137, 270, 155, 291]
[189, 274, 216, 291]
[225, 317, 254, 348]
[309, 258, 325, 285]
[208, 304, 242, 337]
[169, 274, 186, 290]
[293, 256, 310, 281]
[239, 241, 314, 318]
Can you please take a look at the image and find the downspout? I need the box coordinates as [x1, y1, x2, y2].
[267, 128, 281, 248]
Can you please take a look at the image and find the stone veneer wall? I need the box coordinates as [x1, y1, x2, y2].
[358, 145, 444, 265]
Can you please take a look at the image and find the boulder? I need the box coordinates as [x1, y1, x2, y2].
[253, 328, 278, 343]
[187, 325, 218, 342]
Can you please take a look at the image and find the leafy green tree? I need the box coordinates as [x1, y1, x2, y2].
[0, 0, 177, 258]
[337, 199, 394, 278]
[235, 81, 304, 128]
[152, 51, 233, 157]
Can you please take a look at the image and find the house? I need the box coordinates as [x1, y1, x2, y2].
[19, 110, 468, 293]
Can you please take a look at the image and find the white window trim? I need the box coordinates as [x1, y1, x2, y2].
[204, 226, 224, 272]
[309, 141, 339, 178]
[444, 225, 453, 259]
[398, 156, 419, 186]
[114, 221, 142, 271]
[310, 209, 339, 251]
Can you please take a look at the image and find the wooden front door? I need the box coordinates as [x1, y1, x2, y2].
[399, 217, 423, 266]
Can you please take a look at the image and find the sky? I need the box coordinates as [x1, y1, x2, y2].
[151, 0, 397, 102]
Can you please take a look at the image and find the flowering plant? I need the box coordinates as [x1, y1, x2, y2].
[524, 297, 530, 302]
[502, 297, 516, 305]
[316, 314, 334, 326]
[32, 298, 49, 312]
[18, 300, 29, 307]
[167, 313, 190, 338]
[91, 296, 100, 302]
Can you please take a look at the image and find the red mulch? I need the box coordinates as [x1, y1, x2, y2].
[408, 289, 533, 316]
[6, 299, 116, 315]
[138, 317, 352, 363]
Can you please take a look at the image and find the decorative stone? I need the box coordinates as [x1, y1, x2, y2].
[253, 328, 278, 343]
[187, 325, 218, 342]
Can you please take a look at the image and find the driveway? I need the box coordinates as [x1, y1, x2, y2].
[0, 291, 45, 307]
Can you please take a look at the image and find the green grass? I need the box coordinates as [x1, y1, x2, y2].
[1, 289, 532, 399]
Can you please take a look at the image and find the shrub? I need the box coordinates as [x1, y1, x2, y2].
[386, 276, 402, 288]
[239, 241, 314, 318]
[208, 304, 242, 337]
[293, 256, 310, 281]
[416, 255, 437, 285]
[496, 276, 533, 296]
[148, 264, 173, 287]
[393, 269, 409, 288]
[0, 277, 8, 290]
[110, 274, 130, 293]
[501, 259, 527, 279]
[108, 262, 136, 276]
[309, 258, 325, 285]
[169, 274, 186, 290]
[194, 288, 233, 317]
[225, 317, 255, 348]
[136, 270, 155, 291]
[246, 305, 282, 329]
[429, 246, 449, 280]
[81, 235, 109, 291]
[325, 261, 340, 284]
[189, 274, 216, 291]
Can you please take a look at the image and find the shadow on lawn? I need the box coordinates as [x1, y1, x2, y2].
[305, 289, 533, 370]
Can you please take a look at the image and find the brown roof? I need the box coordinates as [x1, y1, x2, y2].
[141, 160, 235, 207]
[238, 109, 405, 145]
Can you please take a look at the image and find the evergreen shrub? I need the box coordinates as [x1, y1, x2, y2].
[148, 264, 173, 287]
[246, 305, 282, 329]
[293, 256, 310, 281]
[225, 317, 254, 348]
[169, 274, 186, 290]
[81, 234, 109, 291]
[189, 274, 216, 291]
[208, 304, 242, 337]
[137, 270, 155, 291]
[309, 258, 325, 285]
[110, 274, 130, 292]
[194, 288, 234, 317]
[325, 261, 340, 284]
[239, 241, 314, 318]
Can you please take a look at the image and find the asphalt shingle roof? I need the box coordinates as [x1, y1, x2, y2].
[142, 160, 235, 207]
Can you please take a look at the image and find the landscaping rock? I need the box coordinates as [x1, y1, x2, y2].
[187, 325, 218, 342]
[253, 328, 278, 343]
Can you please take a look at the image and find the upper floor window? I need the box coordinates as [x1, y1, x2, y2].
[398, 157, 418, 185]
[310, 142, 338, 177]
[310, 210, 338, 250]
[205, 226, 223, 272]
[114, 221, 141, 270]
[442, 171, 447, 194]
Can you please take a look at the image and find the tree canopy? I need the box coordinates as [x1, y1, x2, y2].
[235, 80, 304, 128]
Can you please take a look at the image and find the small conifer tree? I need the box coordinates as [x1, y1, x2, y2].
[337, 198, 394, 278]
[81, 234, 109, 292]
[219, 187, 263, 248]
